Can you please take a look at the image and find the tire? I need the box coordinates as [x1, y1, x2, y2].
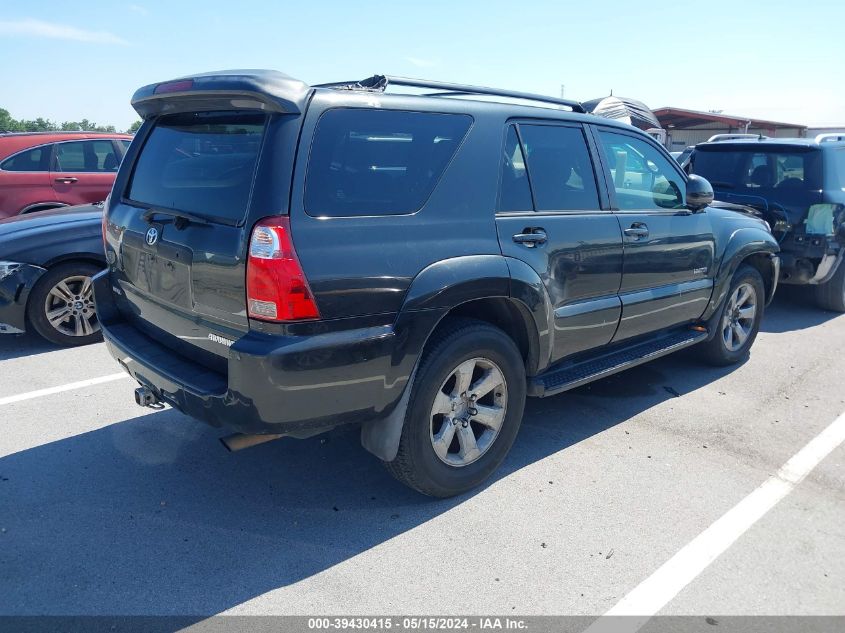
[384, 318, 527, 497]
[27, 262, 103, 347]
[813, 260, 845, 313]
[698, 264, 765, 366]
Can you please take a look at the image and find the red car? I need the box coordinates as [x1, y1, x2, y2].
[0, 131, 132, 218]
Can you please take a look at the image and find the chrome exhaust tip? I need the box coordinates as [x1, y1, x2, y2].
[219, 433, 284, 452]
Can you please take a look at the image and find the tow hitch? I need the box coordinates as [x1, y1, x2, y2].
[134, 386, 161, 408]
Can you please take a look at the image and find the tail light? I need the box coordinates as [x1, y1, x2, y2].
[246, 217, 320, 321]
[154, 79, 194, 94]
[101, 194, 110, 251]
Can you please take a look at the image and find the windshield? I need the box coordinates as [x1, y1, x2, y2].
[127, 111, 267, 223]
[692, 147, 822, 193]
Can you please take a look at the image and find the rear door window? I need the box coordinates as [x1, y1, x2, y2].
[127, 111, 266, 222]
[305, 109, 472, 217]
[518, 124, 601, 211]
[54, 140, 120, 172]
[498, 125, 533, 212]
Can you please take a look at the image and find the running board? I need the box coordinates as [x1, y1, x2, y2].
[529, 328, 709, 397]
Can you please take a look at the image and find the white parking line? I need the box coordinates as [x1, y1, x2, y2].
[585, 411, 845, 633]
[0, 372, 130, 406]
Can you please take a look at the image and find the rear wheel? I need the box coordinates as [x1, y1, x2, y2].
[698, 264, 765, 366]
[813, 260, 845, 313]
[27, 262, 103, 347]
[384, 318, 526, 497]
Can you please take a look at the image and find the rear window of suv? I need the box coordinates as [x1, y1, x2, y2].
[127, 111, 266, 222]
[305, 109, 472, 217]
[693, 147, 822, 192]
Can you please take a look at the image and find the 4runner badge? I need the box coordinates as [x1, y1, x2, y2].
[207, 333, 234, 347]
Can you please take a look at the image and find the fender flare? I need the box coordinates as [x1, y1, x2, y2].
[360, 254, 552, 461]
[503, 256, 554, 373]
[704, 227, 779, 321]
[19, 202, 68, 215]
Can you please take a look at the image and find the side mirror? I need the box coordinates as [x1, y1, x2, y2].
[686, 174, 714, 212]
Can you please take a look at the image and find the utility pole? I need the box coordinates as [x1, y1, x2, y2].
[560, 84, 565, 98]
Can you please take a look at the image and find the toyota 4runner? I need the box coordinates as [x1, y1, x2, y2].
[96, 70, 780, 497]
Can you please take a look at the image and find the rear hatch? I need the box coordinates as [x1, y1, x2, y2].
[691, 143, 823, 228]
[104, 72, 309, 373]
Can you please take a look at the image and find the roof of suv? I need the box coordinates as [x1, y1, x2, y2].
[130, 69, 656, 137]
[696, 137, 845, 150]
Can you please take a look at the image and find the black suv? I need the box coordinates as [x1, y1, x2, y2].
[690, 135, 845, 311]
[95, 70, 779, 497]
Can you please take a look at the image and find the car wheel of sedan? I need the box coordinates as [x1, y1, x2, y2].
[27, 262, 103, 347]
[384, 318, 526, 497]
[698, 264, 765, 366]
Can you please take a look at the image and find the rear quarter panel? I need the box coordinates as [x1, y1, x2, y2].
[0, 170, 55, 217]
[288, 93, 505, 323]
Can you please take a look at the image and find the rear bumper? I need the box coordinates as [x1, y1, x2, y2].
[94, 271, 409, 435]
[779, 234, 843, 285]
[0, 263, 45, 334]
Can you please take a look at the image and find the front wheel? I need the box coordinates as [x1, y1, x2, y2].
[813, 259, 845, 313]
[384, 319, 526, 497]
[698, 264, 765, 366]
[27, 262, 103, 347]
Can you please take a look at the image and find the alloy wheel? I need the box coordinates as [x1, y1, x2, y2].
[429, 357, 508, 467]
[721, 282, 757, 352]
[43, 275, 100, 338]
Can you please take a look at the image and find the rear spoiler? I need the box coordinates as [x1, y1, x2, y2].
[131, 69, 311, 118]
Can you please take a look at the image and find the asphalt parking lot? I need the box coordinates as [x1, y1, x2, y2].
[1, 292, 843, 624]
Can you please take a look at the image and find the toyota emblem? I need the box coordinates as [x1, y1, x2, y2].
[145, 227, 159, 246]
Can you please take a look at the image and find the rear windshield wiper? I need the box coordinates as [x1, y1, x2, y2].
[141, 207, 213, 228]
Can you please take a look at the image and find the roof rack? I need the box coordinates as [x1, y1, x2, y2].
[815, 133, 845, 143]
[314, 75, 586, 113]
[707, 133, 765, 143]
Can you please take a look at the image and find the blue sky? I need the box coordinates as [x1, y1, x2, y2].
[1, 0, 842, 131]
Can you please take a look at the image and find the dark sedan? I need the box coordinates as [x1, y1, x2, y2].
[0, 203, 105, 346]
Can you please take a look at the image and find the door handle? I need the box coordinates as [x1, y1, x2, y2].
[512, 228, 547, 247]
[54, 177, 78, 184]
[623, 223, 649, 240]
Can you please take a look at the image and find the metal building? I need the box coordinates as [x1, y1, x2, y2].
[653, 107, 807, 150]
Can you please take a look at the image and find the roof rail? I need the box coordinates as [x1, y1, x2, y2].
[707, 133, 765, 142]
[0, 130, 127, 137]
[815, 133, 845, 143]
[314, 75, 586, 113]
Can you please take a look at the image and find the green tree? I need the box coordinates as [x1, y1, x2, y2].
[0, 108, 24, 132]
[2, 107, 121, 134]
[127, 120, 142, 134]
